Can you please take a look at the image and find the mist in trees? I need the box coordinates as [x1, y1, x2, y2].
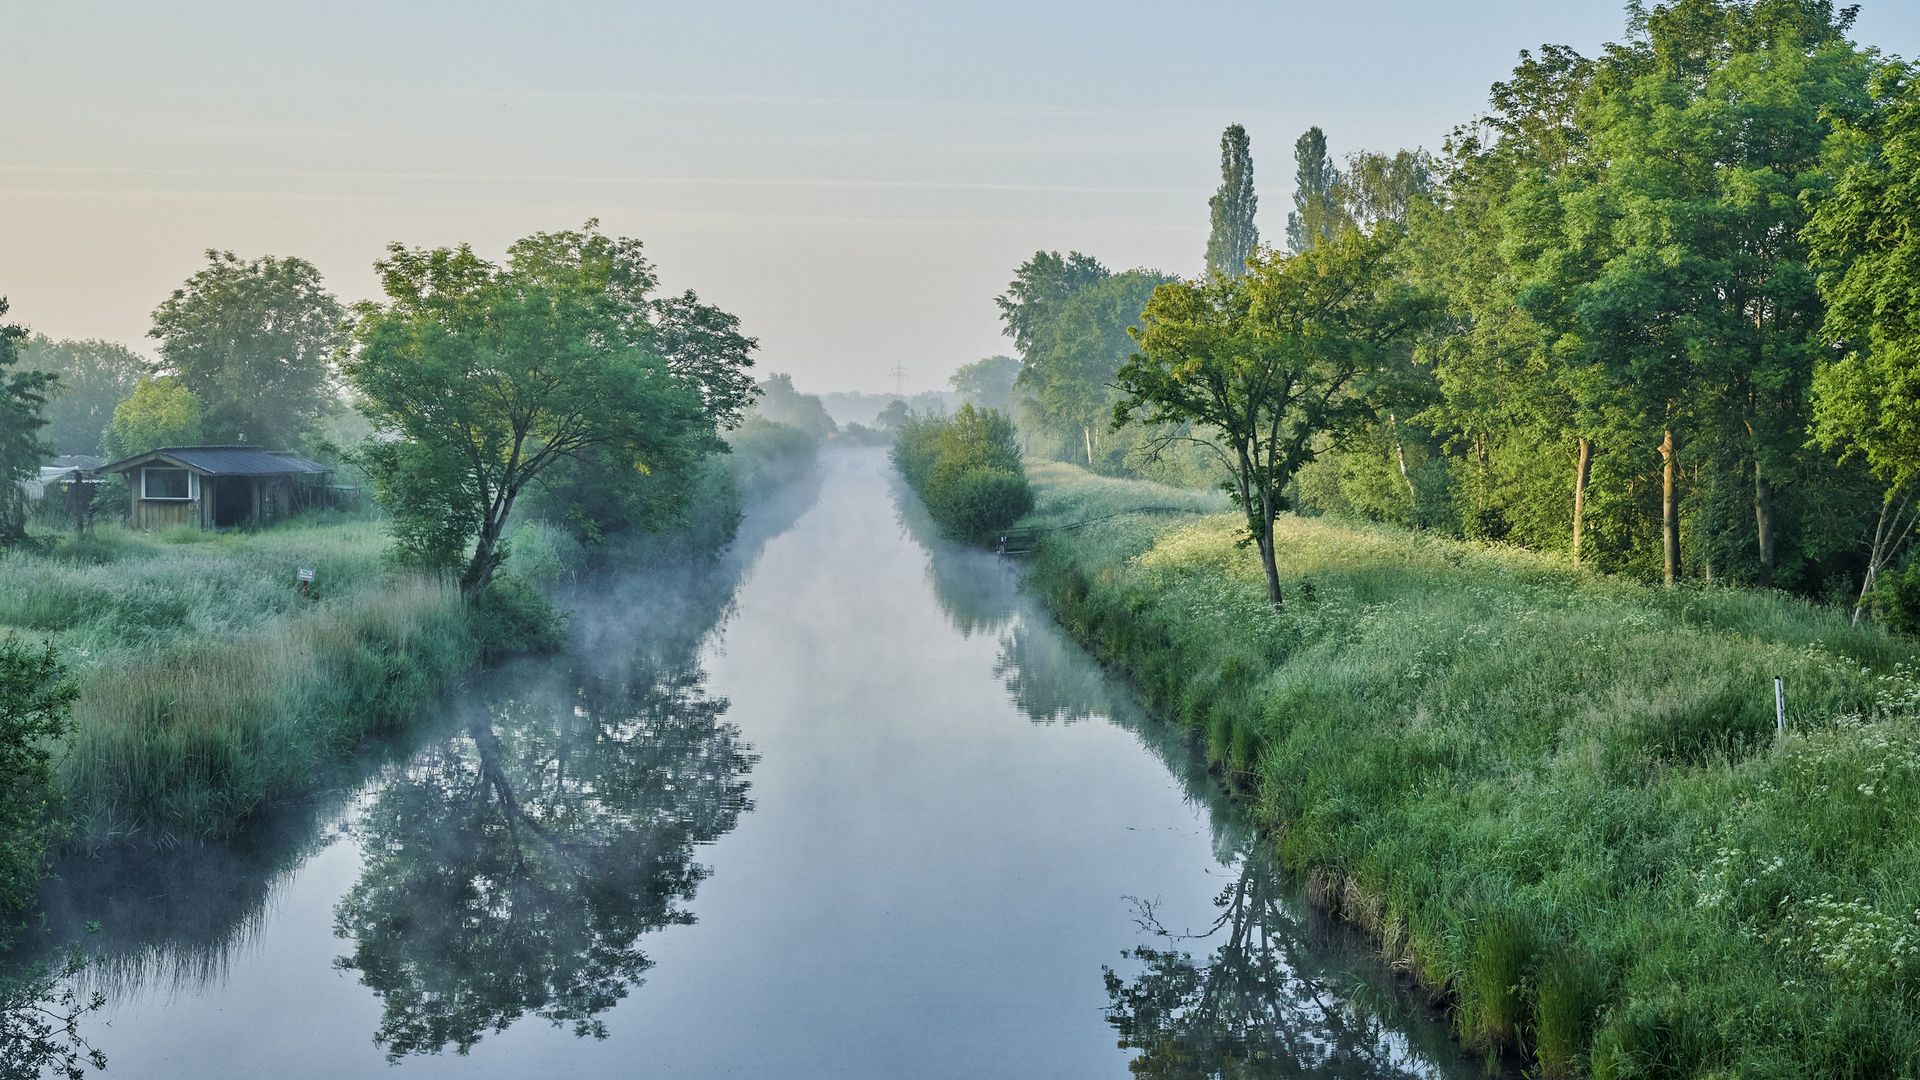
[17, 338, 145, 456]
[149, 251, 347, 449]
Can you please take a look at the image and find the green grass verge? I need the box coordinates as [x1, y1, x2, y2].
[1021, 459, 1920, 1079]
[2, 512, 477, 846]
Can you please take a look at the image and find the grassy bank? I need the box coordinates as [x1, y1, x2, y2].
[0, 514, 475, 845]
[1020, 460, 1920, 1079]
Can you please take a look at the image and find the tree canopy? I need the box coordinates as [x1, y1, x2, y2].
[348, 223, 748, 592]
[149, 251, 347, 449]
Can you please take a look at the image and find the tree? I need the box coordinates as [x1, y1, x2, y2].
[349, 223, 740, 593]
[150, 251, 347, 448]
[1206, 124, 1259, 279]
[1023, 271, 1172, 468]
[1807, 62, 1920, 620]
[752, 373, 835, 438]
[995, 250, 1110, 358]
[948, 354, 1022, 412]
[1285, 127, 1342, 254]
[0, 300, 55, 546]
[0, 636, 77, 920]
[0, 319, 45, 538]
[103, 377, 205, 460]
[1117, 231, 1419, 606]
[19, 337, 146, 456]
[1517, 0, 1874, 586]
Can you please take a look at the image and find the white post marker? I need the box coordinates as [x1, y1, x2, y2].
[1774, 675, 1786, 737]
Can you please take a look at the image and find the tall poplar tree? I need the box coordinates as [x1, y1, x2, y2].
[1285, 126, 1342, 253]
[1205, 124, 1259, 279]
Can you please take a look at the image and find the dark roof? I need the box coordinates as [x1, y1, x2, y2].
[100, 446, 333, 477]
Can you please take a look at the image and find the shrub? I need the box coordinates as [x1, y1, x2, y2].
[893, 405, 1033, 543]
[0, 637, 76, 919]
[467, 574, 568, 659]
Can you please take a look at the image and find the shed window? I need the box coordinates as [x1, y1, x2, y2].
[142, 467, 193, 500]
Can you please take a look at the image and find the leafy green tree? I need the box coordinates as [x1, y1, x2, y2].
[0, 300, 55, 545]
[892, 405, 1032, 542]
[875, 398, 911, 431]
[1519, 0, 1874, 586]
[1205, 123, 1259, 279]
[1808, 61, 1920, 619]
[1023, 271, 1172, 468]
[349, 223, 736, 593]
[995, 250, 1110, 358]
[948, 354, 1022, 412]
[149, 251, 347, 448]
[1284, 127, 1342, 254]
[103, 377, 205, 459]
[19, 336, 146, 456]
[0, 636, 77, 919]
[1415, 44, 1611, 558]
[1117, 232, 1420, 606]
[751, 373, 835, 438]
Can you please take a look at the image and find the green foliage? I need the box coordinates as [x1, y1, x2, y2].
[751, 372, 837, 438]
[466, 574, 568, 660]
[103, 376, 204, 459]
[892, 405, 1033, 542]
[0, 299, 55, 546]
[149, 250, 347, 448]
[1025, 462, 1920, 1078]
[1286, 126, 1342, 253]
[1118, 230, 1427, 605]
[947, 354, 1022, 412]
[1205, 123, 1259, 279]
[19, 335, 146, 456]
[349, 222, 739, 593]
[0, 636, 77, 919]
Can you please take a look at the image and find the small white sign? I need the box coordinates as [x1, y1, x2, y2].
[297, 567, 316, 582]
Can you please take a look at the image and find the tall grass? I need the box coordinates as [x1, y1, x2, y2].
[1023, 462, 1920, 1079]
[1, 513, 476, 845]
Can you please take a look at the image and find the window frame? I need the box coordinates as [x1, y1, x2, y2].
[140, 466, 197, 502]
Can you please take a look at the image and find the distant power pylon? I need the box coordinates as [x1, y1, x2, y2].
[889, 362, 908, 398]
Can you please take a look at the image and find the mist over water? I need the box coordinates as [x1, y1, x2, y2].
[19, 447, 1473, 1078]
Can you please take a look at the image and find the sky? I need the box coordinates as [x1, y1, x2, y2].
[5, 1, 1919, 395]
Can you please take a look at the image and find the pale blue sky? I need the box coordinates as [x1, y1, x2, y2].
[5, 1, 1917, 392]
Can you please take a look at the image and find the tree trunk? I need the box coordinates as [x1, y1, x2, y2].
[1857, 483, 1917, 625]
[1083, 426, 1094, 468]
[1571, 437, 1593, 565]
[1753, 463, 1776, 589]
[461, 495, 515, 595]
[1660, 428, 1680, 588]
[1258, 525, 1284, 609]
[1388, 412, 1417, 508]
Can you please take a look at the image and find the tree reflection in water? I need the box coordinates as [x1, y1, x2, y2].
[332, 652, 753, 1059]
[1104, 846, 1445, 1080]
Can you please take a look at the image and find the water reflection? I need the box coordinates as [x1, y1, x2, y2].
[899, 474, 1465, 1079]
[332, 649, 752, 1059]
[1103, 847, 1452, 1079]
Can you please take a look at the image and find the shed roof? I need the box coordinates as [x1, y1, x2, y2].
[100, 446, 333, 477]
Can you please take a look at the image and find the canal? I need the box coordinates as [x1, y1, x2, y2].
[24, 446, 1475, 1078]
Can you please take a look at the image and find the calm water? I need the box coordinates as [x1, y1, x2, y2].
[23, 447, 1475, 1078]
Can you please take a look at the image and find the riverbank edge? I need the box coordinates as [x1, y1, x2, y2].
[1012, 461, 1920, 1080]
[50, 431, 825, 851]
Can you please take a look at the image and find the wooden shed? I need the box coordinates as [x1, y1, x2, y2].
[99, 446, 333, 530]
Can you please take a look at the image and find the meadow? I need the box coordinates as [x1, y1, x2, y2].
[0, 513, 474, 844]
[1021, 460, 1920, 1079]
